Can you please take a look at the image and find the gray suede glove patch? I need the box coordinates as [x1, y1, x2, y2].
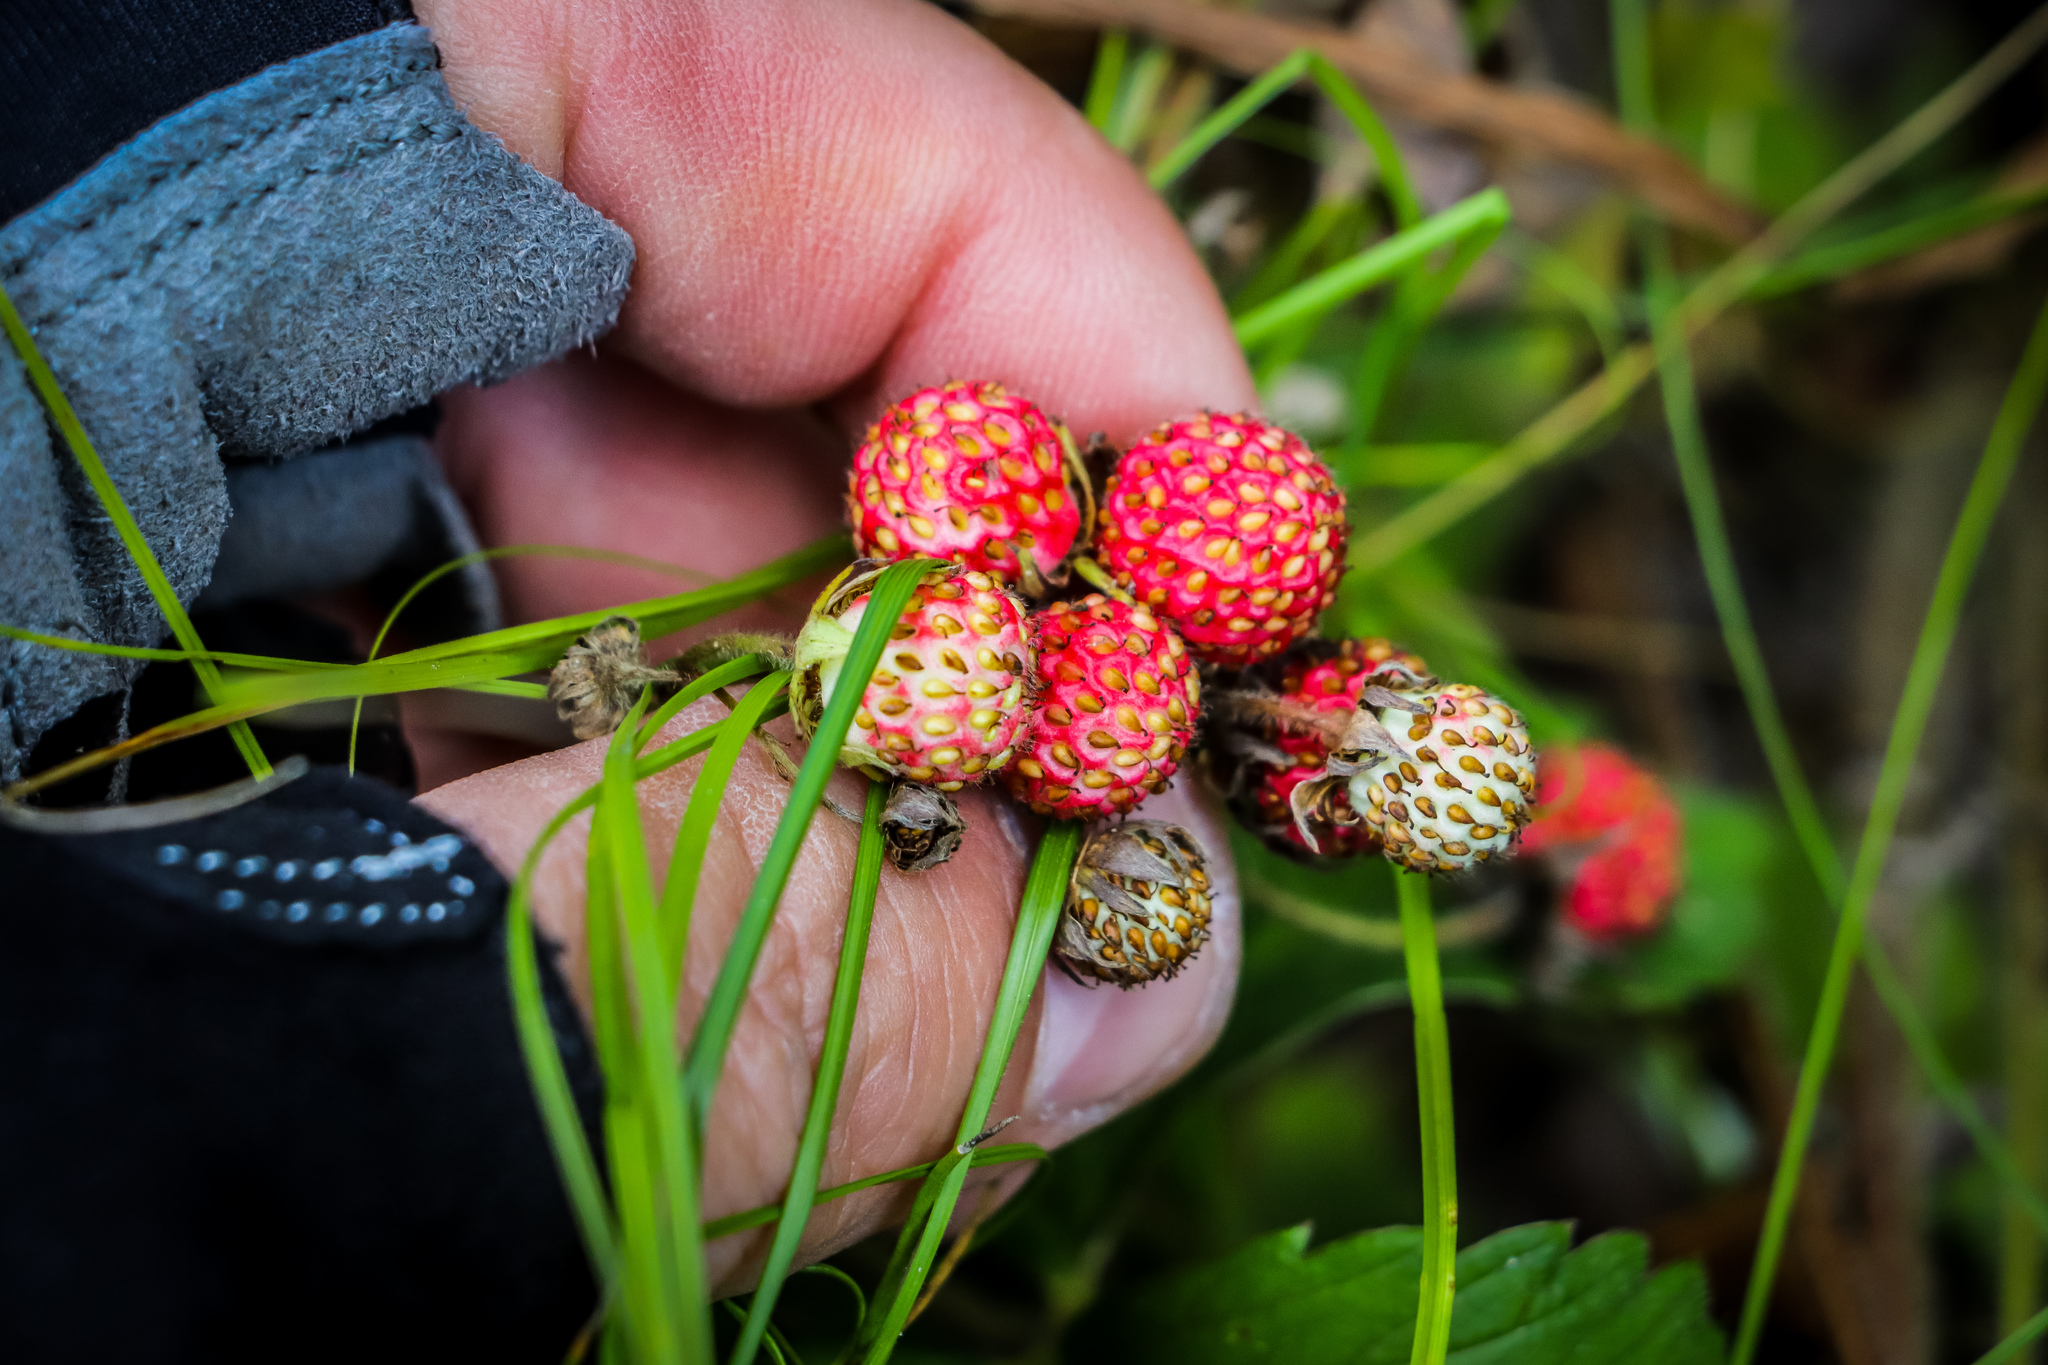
[0, 21, 634, 777]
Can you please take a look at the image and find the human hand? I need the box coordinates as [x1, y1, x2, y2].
[408, 0, 1255, 1293]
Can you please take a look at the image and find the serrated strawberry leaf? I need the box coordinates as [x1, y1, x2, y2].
[1113, 1221, 1724, 1365]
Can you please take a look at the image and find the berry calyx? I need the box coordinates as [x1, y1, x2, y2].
[791, 563, 1032, 790]
[1002, 594, 1199, 818]
[1209, 637, 1437, 857]
[1056, 821, 1215, 986]
[1095, 412, 1347, 666]
[848, 380, 1086, 593]
[1522, 744, 1682, 940]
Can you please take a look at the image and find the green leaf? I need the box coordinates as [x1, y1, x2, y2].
[1117, 1221, 1723, 1365]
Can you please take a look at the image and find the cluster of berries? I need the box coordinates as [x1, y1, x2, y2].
[553, 378, 1672, 985]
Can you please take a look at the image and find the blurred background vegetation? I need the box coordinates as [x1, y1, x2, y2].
[751, 2, 2048, 1361]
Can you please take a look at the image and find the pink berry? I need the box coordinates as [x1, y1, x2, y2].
[1522, 744, 1682, 940]
[1096, 412, 1347, 667]
[1002, 595, 1199, 819]
[791, 564, 1033, 790]
[848, 380, 1082, 590]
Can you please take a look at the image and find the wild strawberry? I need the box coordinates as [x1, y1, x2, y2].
[848, 380, 1085, 593]
[1522, 744, 1681, 940]
[790, 563, 1032, 791]
[1209, 637, 1436, 856]
[1056, 821, 1215, 986]
[1095, 412, 1347, 666]
[1002, 594, 1198, 818]
[1345, 683, 1536, 873]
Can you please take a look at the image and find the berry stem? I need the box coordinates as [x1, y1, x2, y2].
[1397, 869, 1457, 1365]
[1068, 554, 1134, 603]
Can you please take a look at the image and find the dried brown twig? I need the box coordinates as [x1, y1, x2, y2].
[971, 0, 1759, 242]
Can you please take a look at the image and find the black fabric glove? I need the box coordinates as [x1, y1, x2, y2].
[0, 768, 600, 1363]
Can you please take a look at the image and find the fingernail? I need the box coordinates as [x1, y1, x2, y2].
[1024, 784, 1240, 1146]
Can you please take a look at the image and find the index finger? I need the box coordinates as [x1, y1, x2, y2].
[415, 0, 1256, 439]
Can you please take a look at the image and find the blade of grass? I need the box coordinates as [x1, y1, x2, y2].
[599, 693, 714, 1363]
[1981, 1305, 2048, 1365]
[0, 282, 267, 776]
[1727, 290, 2048, 1365]
[1352, 3, 2048, 572]
[660, 673, 794, 990]
[1397, 870, 1457, 1365]
[700, 1145, 1049, 1242]
[1085, 29, 1130, 130]
[1234, 189, 1511, 347]
[851, 819, 1085, 1364]
[731, 778, 889, 1365]
[1106, 41, 1174, 152]
[682, 560, 938, 1133]
[503, 716, 738, 1327]
[348, 542, 716, 771]
[1749, 182, 2048, 298]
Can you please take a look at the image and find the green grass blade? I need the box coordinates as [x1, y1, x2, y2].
[638, 655, 778, 751]
[600, 695, 714, 1363]
[1147, 49, 1310, 190]
[852, 819, 1086, 1364]
[1084, 29, 1129, 131]
[700, 1144, 1049, 1242]
[350, 542, 715, 771]
[731, 778, 890, 1365]
[0, 623, 349, 673]
[0, 282, 268, 777]
[1306, 55, 1422, 228]
[1729, 282, 2048, 1365]
[1233, 189, 1511, 348]
[502, 719, 736, 1329]
[660, 673, 794, 990]
[1397, 870, 1457, 1365]
[1980, 1305, 2048, 1365]
[1749, 182, 2048, 299]
[682, 559, 937, 1134]
[1106, 41, 1174, 153]
[1351, 5, 2048, 572]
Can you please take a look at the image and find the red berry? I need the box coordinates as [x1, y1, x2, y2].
[1002, 595, 1199, 819]
[1239, 638, 1435, 856]
[1522, 744, 1682, 940]
[1096, 412, 1346, 666]
[848, 380, 1081, 589]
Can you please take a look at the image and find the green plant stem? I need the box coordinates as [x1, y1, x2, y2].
[503, 715, 739, 1314]
[852, 819, 1086, 1364]
[1749, 182, 2048, 298]
[1727, 292, 2048, 1365]
[597, 695, 714, 1363]
[682, 560, 937, 1135]
[1397, 870, 1457, 1365]
[0, 282, 268, 777]
[661, 673, 794, 991]
[1234, 189, 1510, 347]
[1084, 29, 1129, 130]
[700, 1144, 1049, 1242]
[731, 779, 889, 1365]
[1106, 40, 1173, 152]
[1352, 3, 2048, 573]
[1985, 1306, 2048, 1365]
